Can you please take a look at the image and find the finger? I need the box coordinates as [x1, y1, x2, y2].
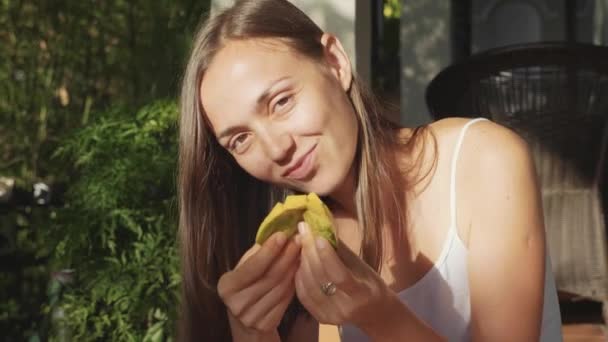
[298, 232, 352, 324]
[297, 221, 316, 249]
[256, 284, 296, 332]
[299, 222, 345, 295]
[295, 266, 351, 325]
[226, 240, 300, 316]
[294, 267, 320, 320]
[300, 219, 361, 297]
[266, 239, 301, 279]
[220, 232, 288, 296]
[240, 265, 297, 331]
[298, 248, 330, 310]
[235, 244, 261, 269]
[297, 222, 328, 281]
[314, 236, 359, 296]
[253, 266, 298, 332]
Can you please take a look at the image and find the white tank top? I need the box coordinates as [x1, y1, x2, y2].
[340, 118, 563, 341]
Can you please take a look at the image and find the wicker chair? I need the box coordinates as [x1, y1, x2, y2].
[425, 42, 608, 319]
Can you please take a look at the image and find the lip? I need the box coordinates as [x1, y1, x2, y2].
[282, 144, 317, 180]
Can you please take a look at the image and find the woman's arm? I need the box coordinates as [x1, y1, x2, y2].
[465, 121, 545, 341]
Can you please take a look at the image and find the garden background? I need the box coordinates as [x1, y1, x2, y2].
[0, 1, 400, 341]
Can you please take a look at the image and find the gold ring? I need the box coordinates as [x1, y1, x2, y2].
[320, 282, 337, 296]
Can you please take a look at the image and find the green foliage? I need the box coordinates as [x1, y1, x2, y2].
[1, 0, 209, 181]
[0, 1, 209, 340]
[48, 100, 180, 341]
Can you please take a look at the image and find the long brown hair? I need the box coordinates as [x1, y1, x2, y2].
[177, 0, 436, 340]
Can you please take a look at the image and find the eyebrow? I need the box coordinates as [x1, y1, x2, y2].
[216, 76, 292, 141]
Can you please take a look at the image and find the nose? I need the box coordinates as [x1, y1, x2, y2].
[258, 128, 295, 164]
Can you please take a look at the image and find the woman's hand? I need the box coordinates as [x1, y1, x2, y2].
[293, 221, 400, 335]
[217, 232, 301, 341]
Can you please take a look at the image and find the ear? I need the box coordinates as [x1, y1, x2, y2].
[320, 33, 353, 92]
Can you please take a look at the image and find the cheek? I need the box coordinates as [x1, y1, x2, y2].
[235, 152, 274, 181]
[292, 88, 357, 154]
[288, 104, 328, 134]
[322, 99, 359, 171]
[322, 95, 357, 145]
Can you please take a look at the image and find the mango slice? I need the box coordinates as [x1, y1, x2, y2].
[255, 193, 337, 248]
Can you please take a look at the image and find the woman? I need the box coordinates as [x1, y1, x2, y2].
[178, 0, 563, 341]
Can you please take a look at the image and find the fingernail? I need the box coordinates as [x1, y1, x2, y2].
[316, 237, 326, 250]
[275, 232, 286, 247]
[297, 222, 307, 236]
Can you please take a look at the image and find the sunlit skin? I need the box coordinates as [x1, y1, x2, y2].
[201, 36, 359, 208]
[203, 34, 548, 342]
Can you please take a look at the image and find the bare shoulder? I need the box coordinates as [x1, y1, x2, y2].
[429, 116, 535, 186]
[427, 117, 539, 241]
[429, 116, 527, 148]
[400, 116, 530, 200]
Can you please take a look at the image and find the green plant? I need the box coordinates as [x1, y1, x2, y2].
[1, 1, 209, 339]
[48, 100, 180, 341]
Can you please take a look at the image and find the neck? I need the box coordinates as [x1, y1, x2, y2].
[327, 126, 420, 218]
[328, 164, 357, 217]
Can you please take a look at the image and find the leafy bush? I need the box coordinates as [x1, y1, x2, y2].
[48, 100, 180, 341]
[1, 2, 209, 340]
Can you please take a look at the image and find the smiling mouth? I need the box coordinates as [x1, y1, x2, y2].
[282, 144, 317, 180]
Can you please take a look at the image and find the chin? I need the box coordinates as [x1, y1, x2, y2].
[279, 153, 355, 197]
[305, 167, 351, 197]
[280, 176, 329, 196]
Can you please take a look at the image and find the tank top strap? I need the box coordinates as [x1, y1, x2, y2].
[449, 118, 490, 229]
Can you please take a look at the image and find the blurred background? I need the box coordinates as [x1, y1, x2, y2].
[1, 0, 606, 341]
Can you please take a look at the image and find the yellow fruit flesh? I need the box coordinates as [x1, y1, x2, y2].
[255, 193, 337, 248]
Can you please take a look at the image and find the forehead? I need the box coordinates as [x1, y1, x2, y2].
[200, 39, 314, 129]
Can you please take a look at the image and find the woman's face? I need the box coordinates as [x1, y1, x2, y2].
[200, 36, 358, 196]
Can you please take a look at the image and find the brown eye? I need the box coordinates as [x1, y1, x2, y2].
[230, 134, 250, 153]
[272, 95, 292, 113]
